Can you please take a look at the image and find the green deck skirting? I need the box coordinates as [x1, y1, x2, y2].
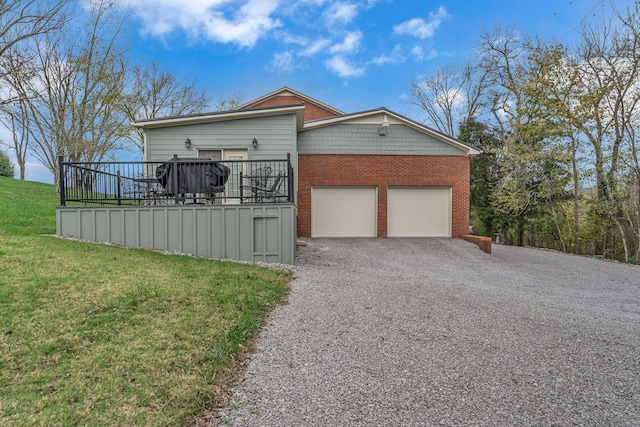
[56, 204, 297, 264]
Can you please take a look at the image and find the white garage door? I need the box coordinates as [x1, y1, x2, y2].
[387, 187, 451, 237]
[312, 187, 377, 237]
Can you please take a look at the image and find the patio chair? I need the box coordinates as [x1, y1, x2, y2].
[137, 176, 169, 205]
[121, 175, 169, 205]
[121, 177, 145, 202]
[240, 167, 286, 203]
[240, 167, 270, 203]
[257, 170, 286, 203]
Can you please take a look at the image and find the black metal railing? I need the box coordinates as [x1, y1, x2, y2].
[58, 154, 294, 206]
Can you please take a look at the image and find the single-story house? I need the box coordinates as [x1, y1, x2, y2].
[135, 87, 480, 239]
[57, 87, 483, 264]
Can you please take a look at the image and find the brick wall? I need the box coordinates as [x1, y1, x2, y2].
[460, 235, 492, 254]
[297, 154, 470, 238]
[250, 96, 339, 121]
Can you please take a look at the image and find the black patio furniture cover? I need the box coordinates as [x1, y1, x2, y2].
[156, 158, 230, 195]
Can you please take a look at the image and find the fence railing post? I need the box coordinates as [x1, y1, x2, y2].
[58, 156, 66, 206]
[116, 170, 122, 205]
[286, 153, 294, 203]
[172, 154, 179, 204]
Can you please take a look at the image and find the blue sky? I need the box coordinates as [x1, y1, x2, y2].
[120, 0, 602, 115]
[2, 0, 612, 182]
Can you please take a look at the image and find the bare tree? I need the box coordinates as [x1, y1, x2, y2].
[461, 64, 491, 122]
[409, 63, 487, 137]
[477, 28, 531, 141]
[214, 92, 244, 111]
[0, 0, 71, 177]
[476, 29, 575, 246]
[0, 47, 35, 179]
[122, 61, 210, 151]
[10, 0, 130, 188]
[0, 0, 71, 104]
[557, 2, 640, 261]
[0, 101, 31, 180]
[612, 1, 640, 262]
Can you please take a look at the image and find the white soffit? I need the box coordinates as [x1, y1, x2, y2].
[132, 104, 306, 130]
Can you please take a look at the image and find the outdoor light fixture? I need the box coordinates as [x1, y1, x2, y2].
[252, 138, 258, 149]
[185, 138, 192, 149]
[379, 115, 390, 136]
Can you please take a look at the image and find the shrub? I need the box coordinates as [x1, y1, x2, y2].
[0, 149, 16, 178]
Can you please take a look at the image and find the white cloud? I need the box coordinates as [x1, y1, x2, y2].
[324, 2, 358, 26]
[267, 51, 296, 72]
[277, 31, 308, 45]
[299, 38, 331, 57]
[364, 0, 383, 6]
[329, 31, 362, 54]
[296, 0, 330, 5]
[393, 6, 449, 39]
[325, 55, 365, 77]
[410, 45, 424, 60]
[369, 54, 393, 66]
[121, 0, 281, 48]
[410, 45, 438, 60]
[370, 44, 405, 65]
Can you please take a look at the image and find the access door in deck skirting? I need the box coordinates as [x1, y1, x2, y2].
[311, 187, 377, 237]
[387, 187, 451, 237]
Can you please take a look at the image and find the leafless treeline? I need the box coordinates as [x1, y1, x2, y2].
[0, 0, 211, 186]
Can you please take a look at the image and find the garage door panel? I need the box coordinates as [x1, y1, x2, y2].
[387, 187, 451, 237]
[312, 187, 376, 237]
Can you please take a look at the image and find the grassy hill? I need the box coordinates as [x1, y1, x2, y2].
[0, 177, 58, 236]
[0, 177, 290, 426]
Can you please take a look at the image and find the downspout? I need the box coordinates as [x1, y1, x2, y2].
[143, 130, 148, 161]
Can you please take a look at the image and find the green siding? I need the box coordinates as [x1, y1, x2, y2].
[145, 113, 298, 203]
[298, 124, 466, 156]
[57, 205, 297, 265]
[145, 114, 297, 169]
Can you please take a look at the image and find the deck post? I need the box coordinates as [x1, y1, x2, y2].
[116, 170, 122, 205]
[58, 156, 66, 206]
[172, 154, 179, 204]
[286, 153, 294, 203]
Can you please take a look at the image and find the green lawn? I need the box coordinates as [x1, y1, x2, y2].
[0, 177, 290, 426]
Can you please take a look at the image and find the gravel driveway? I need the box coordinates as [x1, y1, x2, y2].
[219, 238, 640, 426]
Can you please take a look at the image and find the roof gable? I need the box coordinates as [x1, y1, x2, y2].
[239, 87, 344, 121]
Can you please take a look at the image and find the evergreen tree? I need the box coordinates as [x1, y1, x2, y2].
[0, 149, 16, 178]
[458, 118, 502, 237]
